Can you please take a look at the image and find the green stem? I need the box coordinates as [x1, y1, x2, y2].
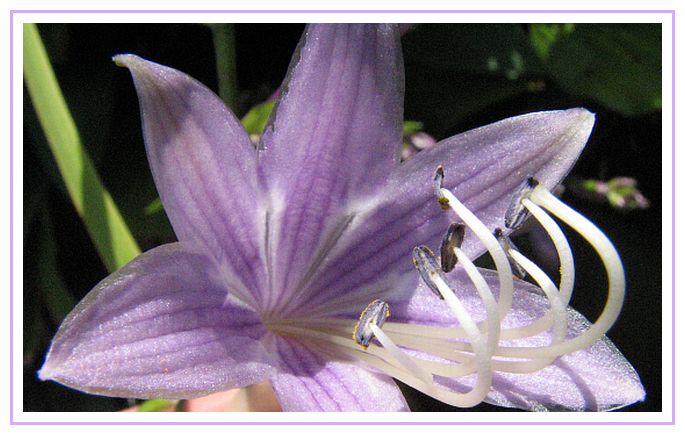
[23, 23, 140, 272]
[207, 23, 238, 113]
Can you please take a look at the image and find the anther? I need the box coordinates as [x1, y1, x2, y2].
[433, 166, 450, 210]
[412, 246, 448, 299]
[505, 177, 540, 229]
[493, 228, 527, 279]
[440, 223, 465, 272]
[353, 300, 390, 349]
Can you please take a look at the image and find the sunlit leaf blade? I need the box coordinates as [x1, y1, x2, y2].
[23, 23, 140, 271]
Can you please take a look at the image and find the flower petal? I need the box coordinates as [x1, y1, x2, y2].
[290, 109, 594, 315]
[481, 313, 646, 411]
[39, 243, 274, 400]
[394, 269, 645, 411]
[258, 24, 404, 308]
[270, 338, 409, 411]
[114, 54, 265, 301]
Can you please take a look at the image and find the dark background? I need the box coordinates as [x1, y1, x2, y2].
[23, 23, 662, 412]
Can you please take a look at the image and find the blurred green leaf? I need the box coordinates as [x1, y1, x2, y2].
[532, 24, 661, 116]
[529, 24, 576, 61]
[144, 197, 164, 216]
[402, 120, 424, 135]
[24, 183, 47, 240]
[241, 100, 276, 135]
[402, 25, 541, 134]
[23, 23, 140, 271]
[403, 24, 545, 78]
[404, 63, 529, 135]
[137, 399, 175, 412]
[23, 284, 47, 368]
[37, 207, 76, 325]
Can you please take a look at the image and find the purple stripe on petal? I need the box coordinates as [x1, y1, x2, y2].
[289, 109, 594, 315]
[270, 338, 409, 411]
[258, 24, 404, 307]
[114, 54, 265, 302]
[39, 243, 274, 400]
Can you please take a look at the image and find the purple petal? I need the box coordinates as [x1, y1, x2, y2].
[288, 109, 594, 315]
[38, 243, 274, 400]
[114, 54, 265, 301]
[395, 269, 646, 411]
[259, 24, 404, 307]
[270, 338, 409, 411]
[390, 268, 545, 327]
[481, 313, 646, 411]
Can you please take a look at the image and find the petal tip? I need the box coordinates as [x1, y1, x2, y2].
[567, 107, 596, 129]
[36, 360, 56, 382]
[112, 54, 161, 81]
[112, 53, 140, 68]
[37, 347, 65, 383]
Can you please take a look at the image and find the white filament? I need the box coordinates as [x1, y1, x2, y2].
[453, 247, 500, 355]
[494, 186, 625, 359]
[370, 324, 433, 385]
[440, 188, 515, 319]
[507, 249, 567, 344]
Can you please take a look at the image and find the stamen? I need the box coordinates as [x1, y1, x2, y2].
[433, 166, 450, 210]
[521, 198, 575, 305]
[414, 243, 495, 400]
[270, 172, 626, 410]
[493, 228, 527, 279]
[420, 264, 494, 406]
[440, 223, 465, 272]
[494, 198, 577, 340]
[505, 177, 539, 230]
[496, 184, 625, 359]
[438, 188, 514, 319]
[353, 299, 390, 349]
[412, 246, 448, 299]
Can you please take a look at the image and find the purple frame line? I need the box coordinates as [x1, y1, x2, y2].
[671, 9, 677, 427]
[7, 9, 676, 13]
[7, 421, 680, 426]
[9, 9, 675, 426]
[9, 6, 14, 429]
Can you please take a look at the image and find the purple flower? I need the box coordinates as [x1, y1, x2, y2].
[39, 24, 644, 412]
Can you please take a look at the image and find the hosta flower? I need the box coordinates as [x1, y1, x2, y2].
[39, 24, 644, 412]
